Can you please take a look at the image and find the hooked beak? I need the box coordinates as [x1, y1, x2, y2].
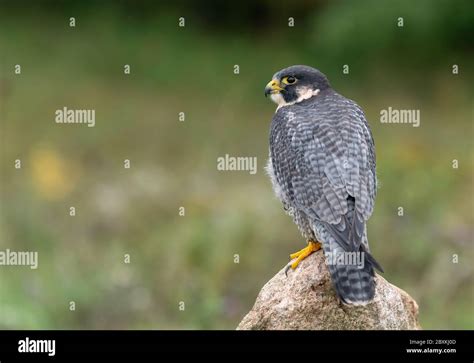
[264, 79, 284, 97]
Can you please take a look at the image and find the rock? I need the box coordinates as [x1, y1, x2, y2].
[237, 250, 420, 330]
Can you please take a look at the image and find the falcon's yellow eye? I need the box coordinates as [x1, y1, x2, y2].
[282, 76, 297, 85]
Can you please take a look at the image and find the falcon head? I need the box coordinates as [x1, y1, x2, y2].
[264, 65, 330, 107]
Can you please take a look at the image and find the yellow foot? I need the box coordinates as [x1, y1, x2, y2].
[288, 240, 321, 270]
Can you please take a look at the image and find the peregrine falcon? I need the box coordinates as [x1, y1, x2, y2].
[264, 65, 383, 305]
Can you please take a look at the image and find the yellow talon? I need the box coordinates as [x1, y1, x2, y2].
[289, 246, 308, 259]
[289, 240, 321, 269]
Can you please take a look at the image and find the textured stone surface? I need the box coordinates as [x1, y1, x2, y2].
[237, 251, 420, 330]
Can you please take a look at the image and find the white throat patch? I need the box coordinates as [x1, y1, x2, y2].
[271, 87, 320, 111]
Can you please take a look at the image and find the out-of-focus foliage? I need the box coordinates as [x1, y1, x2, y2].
[0, 0, 473, 329]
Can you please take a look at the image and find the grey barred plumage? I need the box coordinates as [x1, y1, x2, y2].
[264, 65, 383, 305]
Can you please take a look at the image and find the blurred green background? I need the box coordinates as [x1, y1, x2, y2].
[0, 0, 473, 329]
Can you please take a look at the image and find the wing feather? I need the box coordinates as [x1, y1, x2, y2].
[270, 91, 377, 255]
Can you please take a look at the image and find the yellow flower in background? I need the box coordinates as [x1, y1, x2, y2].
[30, 146, 78, 200]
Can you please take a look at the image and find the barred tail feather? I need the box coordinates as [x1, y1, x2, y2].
[328, 255, 375, 305]
[315, 222, 377, 305]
